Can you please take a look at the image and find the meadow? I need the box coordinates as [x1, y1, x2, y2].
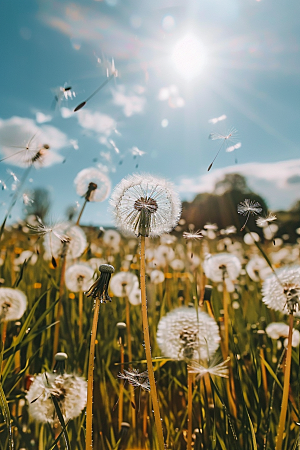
[1, 199, 300, 450]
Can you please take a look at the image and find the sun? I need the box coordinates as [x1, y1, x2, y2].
[171, 34, 207, 80]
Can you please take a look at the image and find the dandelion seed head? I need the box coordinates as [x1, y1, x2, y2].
[128, 281, 142, 305]
[203, 253, 241, 283]
[103, 229, 121, 247]
[150, 269, 165, 284]
[65, 264, 94, 292]
[262, 266, 300, 315]
[110, 173, 181, 237]
[246, 256, 271, 281]
[26, 372, 87, 424]
[266, 322, 300, 347]
[156, 306, 220, 361]
[0, 287, 27, 322]
[110, 271, 138, 297]
[74, 167, 111, 202]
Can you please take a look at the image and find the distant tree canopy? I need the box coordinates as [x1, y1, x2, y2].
[23, 188, 51, 221]
[181, 173, 268, 231]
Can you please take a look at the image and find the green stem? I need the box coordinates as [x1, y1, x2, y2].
[140, 235, 165, 449]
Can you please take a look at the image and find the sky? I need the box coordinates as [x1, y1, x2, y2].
[0, 0, 300, 226]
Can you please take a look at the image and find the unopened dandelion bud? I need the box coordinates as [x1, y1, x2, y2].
[116, 322, 127, 344]
[54, 352, 68, 374]
[119, 422, 130, 439]
[204, 285, 213, 302]
[85, 182, 98, 201]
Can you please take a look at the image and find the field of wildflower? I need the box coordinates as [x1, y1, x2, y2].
[1, 171, 300, 450]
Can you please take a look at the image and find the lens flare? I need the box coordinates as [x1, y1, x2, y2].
[171, 34, 207, 80]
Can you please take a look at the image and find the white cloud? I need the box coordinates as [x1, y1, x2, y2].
[178, 159, 300, 210]
[0, 116, 68, 167]
[111, 85, 146, 117]
[75, 109, 116, 146]
[35, 112, 52, 123]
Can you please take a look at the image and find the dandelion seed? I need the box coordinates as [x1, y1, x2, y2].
[188, 356, 230, 379]
[183, 229, 203, 240]
[237, 198, 262, 231]
[118, 369, 150, 392]
[256, 212, 277, 228]
[208, 127, 238, 171]
[109, 139, 120, 154]
[74, 59, 118, 112]
[27, 217, 69, 242]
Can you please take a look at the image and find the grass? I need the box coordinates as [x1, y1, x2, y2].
[0, 224, 299, 449]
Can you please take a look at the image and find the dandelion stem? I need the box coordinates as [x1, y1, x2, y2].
[140, 235, 165, 450]
[187, 370, 193, 450]
[76, 199, 88, 226]
[86, 298, 101, 450]
[126, 297, 136, 428]
[118, 340, 125, 432]
[78, 290, 83, 341]
[275, 313, 294, 450]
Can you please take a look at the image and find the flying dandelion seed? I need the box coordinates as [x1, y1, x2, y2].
[182, 229, 203, 241]
[27, 216, 70, 242]
[207, 127, 238, 171]
[22, 193, 34, 205]
[74, 59, 118, 112]
[52, 84, 76, 110]
[188, 356, 230, 379]
[237, 198, 262, 231]
[256, 212, 277, 227]
[118, 369, 150, 392]
[109, 139, 120, 154]
[226, 142, 242, 153]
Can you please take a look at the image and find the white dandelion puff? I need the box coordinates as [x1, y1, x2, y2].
[110, 173, 181, 237]
[208, 114, 227, 125]
[156, 306, 220, 361]
[262, 266, 300, 315]
[203, 253, 241, 283]
[65, 264, 94, 292]
[26, 372, 87, 424]
[183, 229, 203, 240]
[43, 222, 87, 260]
[265, 322, 300, 347]
[74, 167, 111, 202]
[0, 287, 27, 322]
[110, 271, 138, 297]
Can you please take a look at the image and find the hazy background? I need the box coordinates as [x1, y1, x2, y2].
[0, 0, 299, 226]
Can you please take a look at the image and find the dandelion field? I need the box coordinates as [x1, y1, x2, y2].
[1, 209, 300, 450]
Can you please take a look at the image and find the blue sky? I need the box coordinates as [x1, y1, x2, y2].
[0, 0, 299, 226]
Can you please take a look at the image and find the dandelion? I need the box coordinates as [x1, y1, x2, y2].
[170, 259, 185, 271]
[110, 272, 138, 297]
[262, 266, 300, 450]
[110, 173, 181, 448]
[208, 127, 238, 171]
[118, 368, 150, 392]
[265, 322, 300, 347]
[246, 256, 271, 282]
[188, 356, 230, 379]
[52, 85, 76, 110]
[203, 253, 241, 284]
[27, 216, 69, 242]
[0, 287, 27, 322]
[156, 306, 220, 361]
[74, 167, 111, 225]
[43, 222, 87, 261]
[110, 173, 181, 237]
[74, 59, 118, 112]
[26, 372, 87, 424]
[128, 282, 142, 305]
[237, 198, 262, 231]
[84, 264, 114, 450]
[262, 266, 300, 315]
[65, 263, 94, 293]
[103, 229, 121, 248]
[150, 269, 165, 284]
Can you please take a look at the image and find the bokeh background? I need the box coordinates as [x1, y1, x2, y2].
[0, 0, 300, 226]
